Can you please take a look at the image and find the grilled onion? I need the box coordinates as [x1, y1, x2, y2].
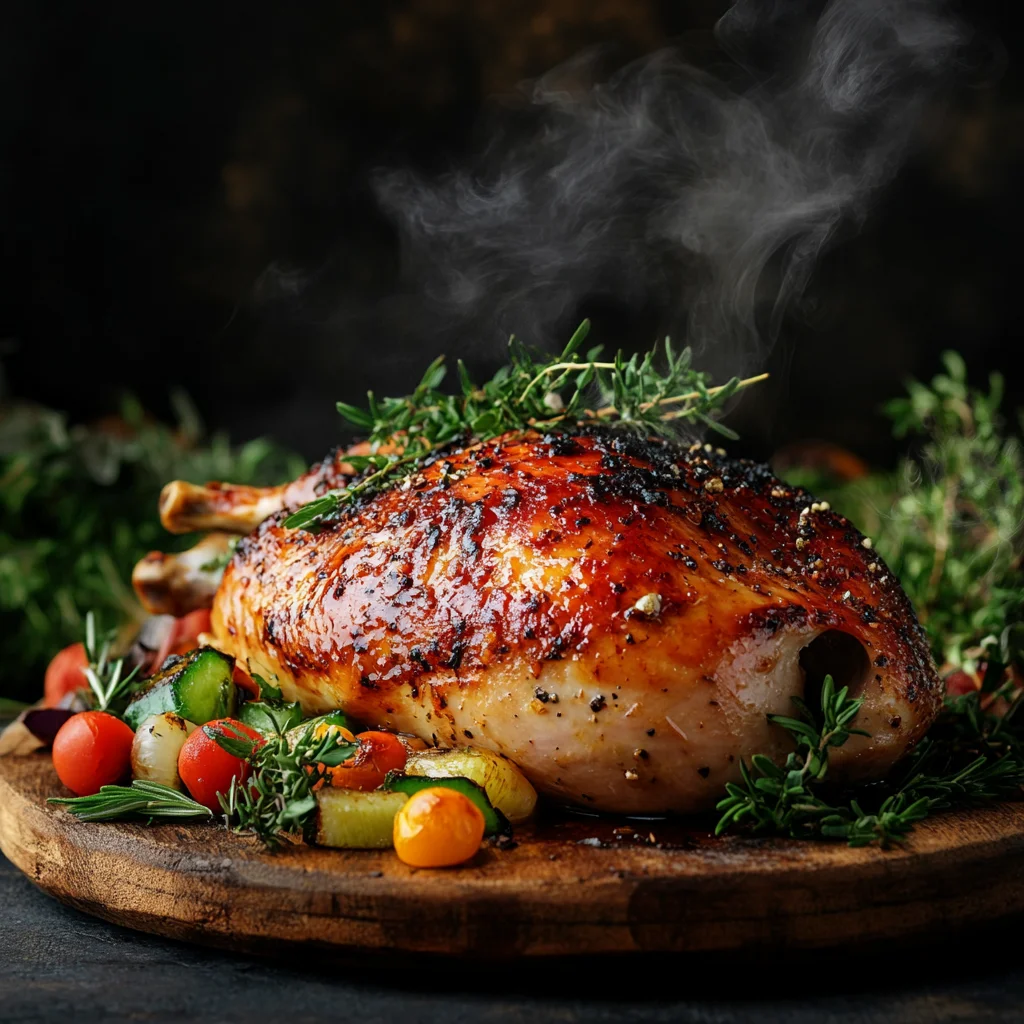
[130, 712, 195, 789]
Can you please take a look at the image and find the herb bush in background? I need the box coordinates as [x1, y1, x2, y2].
[0, 388, 304, 703]
[781, 352, 1024, 675]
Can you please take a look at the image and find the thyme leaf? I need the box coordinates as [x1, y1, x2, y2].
[285, 321, 767, 530]
[210, 720, 359, 848]
[716, 672, 1024, 848]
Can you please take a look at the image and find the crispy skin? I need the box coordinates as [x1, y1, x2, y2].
[211, 429, 940, 813]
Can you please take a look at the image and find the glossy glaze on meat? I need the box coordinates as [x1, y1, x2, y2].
[208, 429, 941, 813]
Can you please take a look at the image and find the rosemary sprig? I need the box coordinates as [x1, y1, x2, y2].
[285, 321, 766, 530]
[209, 720, 359, 848]
[49, 780, 213, 821]
[81, 611, 140, 715]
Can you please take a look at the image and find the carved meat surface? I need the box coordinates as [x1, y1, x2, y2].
[167, 430, 942, 814]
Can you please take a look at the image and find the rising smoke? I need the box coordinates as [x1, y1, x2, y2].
[367, 0, 967, 374]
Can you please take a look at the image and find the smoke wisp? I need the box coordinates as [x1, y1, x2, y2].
[370, 0, 967, 372]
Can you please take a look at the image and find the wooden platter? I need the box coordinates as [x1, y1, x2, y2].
[3, 752, 1024, 958]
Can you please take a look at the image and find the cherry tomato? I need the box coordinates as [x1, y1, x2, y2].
[393, 787, 485, 868]
[52, 711, 134, 796]
[944, 669, 980, 697]
[44, 643, 89, 707]
[178, 718, 262, 811]
[329, 731, 408, 791]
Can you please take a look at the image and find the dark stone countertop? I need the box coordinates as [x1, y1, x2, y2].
[3, 852, 1024, 1023]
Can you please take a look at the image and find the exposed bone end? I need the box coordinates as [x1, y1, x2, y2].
[159, 480, 280, 535]
[133, 532, 234, 616]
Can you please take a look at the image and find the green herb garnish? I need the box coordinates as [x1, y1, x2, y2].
[715, 675, 870, 840]
[208, 720, 359, 848]
[198, 537, 239, 573]
[49, 780, 213, 821]
[716, 667, 1024, 848]
[80, 610, 140, 715]
[285, 321, 767, 530]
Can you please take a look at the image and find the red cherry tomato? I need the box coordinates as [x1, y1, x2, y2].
[329, 731, 408, 791]
[44, 643, 89, 707]
[945, 669, 981, 697]
[178, 718, 262, 811]
[52, 711, 135, 796]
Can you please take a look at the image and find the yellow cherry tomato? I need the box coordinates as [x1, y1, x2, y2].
[393, 787, 485, 868]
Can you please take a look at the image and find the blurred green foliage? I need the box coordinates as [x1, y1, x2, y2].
[782, 353, 1024, 672]
[0, 391, 304, 702]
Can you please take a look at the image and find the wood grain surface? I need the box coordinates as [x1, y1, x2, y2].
[3, 752, 1024, 958]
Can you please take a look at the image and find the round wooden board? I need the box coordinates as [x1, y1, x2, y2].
[3, 753, 1024, 958]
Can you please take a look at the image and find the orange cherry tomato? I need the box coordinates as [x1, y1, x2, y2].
[329, 731, 408, 791]
[393, 787, 485, 868]
[44, 642, 89, 707]
[52, 711, 135, 796]
[178, 718, 262, 811]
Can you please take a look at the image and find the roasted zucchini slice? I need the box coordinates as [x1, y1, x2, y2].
[124, 648, 237, 731]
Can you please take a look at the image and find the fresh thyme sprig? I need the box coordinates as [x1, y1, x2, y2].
[210, 720, 359, 848]
[81, 610, 140, 715]
[716, 672, 1024, 848]
[285, 321, 767, 530]
[715, 675, 869, 839]
[49, 780, 213, 821]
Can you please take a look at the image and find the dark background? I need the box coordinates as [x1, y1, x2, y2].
[0, 0, 1020, 466]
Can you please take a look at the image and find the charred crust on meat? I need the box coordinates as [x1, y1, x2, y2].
[226, 427, 941, 725]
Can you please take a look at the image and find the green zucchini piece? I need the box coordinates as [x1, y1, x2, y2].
[315, 788, 409, 849]
[383, 772, 509, 837]
[124, 648, 237, 731]
[238, 700, 303, 735]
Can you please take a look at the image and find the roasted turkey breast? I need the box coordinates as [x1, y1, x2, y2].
[165, 428, 942, 814]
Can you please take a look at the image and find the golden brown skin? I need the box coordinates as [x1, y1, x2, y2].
[209, 429, 940, 814]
